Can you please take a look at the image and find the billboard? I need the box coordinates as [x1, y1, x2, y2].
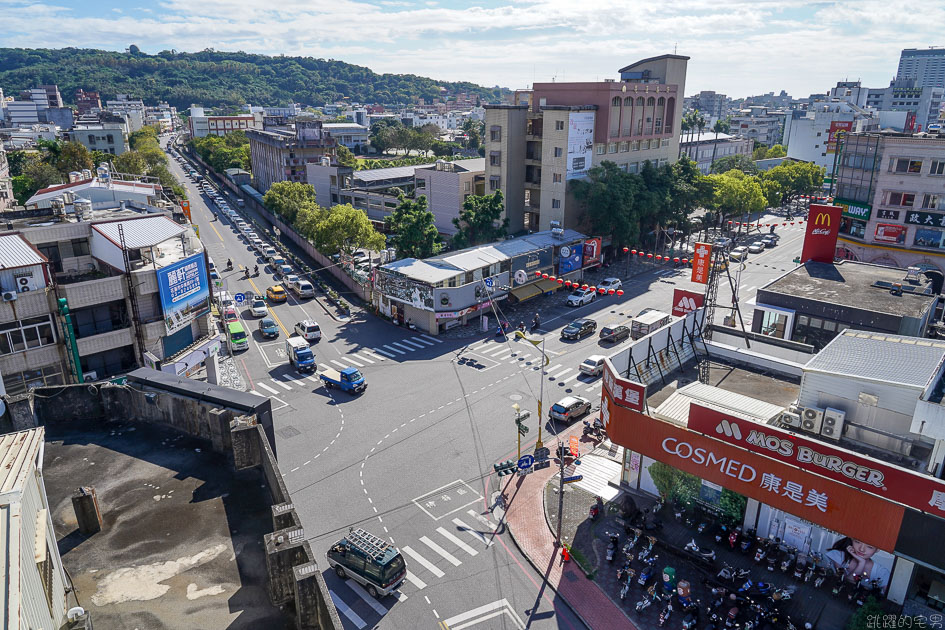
[582, 238, 602, 267]
[602, 395, 905, 551]
[672, 289, 705, 317]
[826, 121, 853, 154]
[602, 360, 646, 411]
[557, 243, 583, 275]
[801, 204, 842, 263]
[566, 112, 595, 180]
[690, 242, 712, 284]
[874, 223, 907, 244]
[836, 197, 871, 221]
[157, 252, 211, 335]
[180, 200, 192, 223]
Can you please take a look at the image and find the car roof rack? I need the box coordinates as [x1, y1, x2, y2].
[346, 527, 391, 561]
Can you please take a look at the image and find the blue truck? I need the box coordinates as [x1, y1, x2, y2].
[286, 337, 316, 373]
[319, 366, 366, 394]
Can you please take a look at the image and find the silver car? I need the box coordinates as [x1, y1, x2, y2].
[549, 396, 592, 422]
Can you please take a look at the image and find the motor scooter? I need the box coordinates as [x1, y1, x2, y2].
[680, 600, 701, 630]
[636, 537, 656, 563]
[619, 569, 636, 600]
[588, 495, 602, 521]
[729, 526, 741, 550]
[605, 532, 619, 562]
[717, 563, 751, 582]
[634, 586, 660, 613]
[684, 538, 716, 563]
[657, 601, 673, 627]
[582, 418, 605, 439]
[637, 555, 658, 586]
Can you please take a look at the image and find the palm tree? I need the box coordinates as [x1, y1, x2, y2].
[692, 112, 707, 168]
[679, 116, 692, 159]
[709, 119, 731, 173]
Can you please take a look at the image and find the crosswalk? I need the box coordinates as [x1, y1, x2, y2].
[469, 341, 604, 395]
[330, 509, 501, 629]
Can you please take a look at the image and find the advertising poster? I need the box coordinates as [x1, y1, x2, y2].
[914, 228, 944, 249]
[690, 242, 712, 284]
[826, 121, 853, 154]
[582, 238, 602, 268]
[801, 204, 842, 263]
[671, 289, 705, 317]
[566, 112, 595, 180]
[874, 223, 907, 244]
[557, 244, 583, 275]
[180, 200, 192, 223]
[157, 252, 210, 335]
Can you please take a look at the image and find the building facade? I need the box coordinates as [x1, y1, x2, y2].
[66, 124, 129, 155]
[679, 131, 753, 174]
[688, 90, 727, 118]
[104, 95, 146, 133]
[321, 122, 369, 151]
[898, 48, 945, 89]
[729, 106, 786, 146]
[188, 107, 262, 138]
[248, 121, 336, 193]
[0, 148, 12, 211]
[75, 89, 102, 116]
[866, 79, 945, 133]
[485, 54, 688, 233]
[783, 105, 880, 171]
[834, 130, 945, 270]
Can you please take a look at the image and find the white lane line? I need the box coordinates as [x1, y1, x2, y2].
[560, 371, 582, 384]
[271, 379, 292, 391]
[329, 590, 366, 629]
[399, 339, 428, 350]
[410, 336, 436, 347]
[353, 353, 375, 364]
[306, 375, 321, 384]
[419, 536, 462, 567]
[401, 546, 445, 578]
[436, 527, 478, 557]
[330, 360, 350, 369]
[453, 518, 494, 547]
[421, 334, 443, 344]
[404, 570, 427, 590]
[256, 382, 279, 395]
[249, 390, 266, 398]
[477, 345, 508, 356]
[443, 599, 517, 629]
[551, 367, 574, 379]
[543, 364, 565, 375]
[491, 348, 514, 359]
[466, 509, 499, 532]
[282, 373, 301, 381]
[345, 580, 389, 616]
[346, 356, 365, 367]
[394, 590, 408, 602]
[384, 344, 408, 355]
[362, 350, 386, 361]
[373, 347, 397, 357]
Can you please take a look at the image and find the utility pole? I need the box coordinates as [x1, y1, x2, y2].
[556, 437, 567, 546]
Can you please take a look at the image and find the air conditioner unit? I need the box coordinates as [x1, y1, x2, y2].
[1, 291, 16, 302]
[821, 407, 846, 440]
[779, 411, 802, 429]
[83, 371, 98, 383]
[801, 406, 825, 433]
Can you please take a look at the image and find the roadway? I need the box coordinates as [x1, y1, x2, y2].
[163, 136, 806, 630]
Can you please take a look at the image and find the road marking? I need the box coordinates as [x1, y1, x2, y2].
[452, 518, 494, 547]
[382, 344, 406, 356]
[399, 339, 427, 350]
[362, 350, 386, 361]
[421, 334, 443, 344]
[552, 367, 574, 379]
[436, 527, 478, 557]
[404, 570, 427, 590]
[271, 379, 292, 391]
[330, 360, 349, 369]
[394, 590, 408, 602]
[410, 336, 436, 347]
[329, 590, 366, 629]
[352, 353, 375, 364]
[466, 510, 498, 532]
[477, 345, 507, 356]
[419, 536, 462, 567]
[543, 364, 564, 375]
[560, 371, 582, 384]
[345, 580, 389, 616]
[491, 348, 513, 359]
[256, 382, 280, 395]
[401, 546, 445, 578]
[372, 347, 397, 358]
[390, 342, 415, 353]
[585, 384, 601, 393]
[442, 599, 523, 630]
[306, 375, 320, 384]
[346, 356, 365, 367]
[249, 390, 266, 398]
[743, 285, 757, 294]
[282, 373, 301, 381]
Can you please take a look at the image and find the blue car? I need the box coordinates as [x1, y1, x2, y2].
[258, 317, 279, 339]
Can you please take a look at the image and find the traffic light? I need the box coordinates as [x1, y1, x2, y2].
[493, 460, 516, 476]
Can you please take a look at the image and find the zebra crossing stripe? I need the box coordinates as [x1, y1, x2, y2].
[401, 546, 445, 578]
[353, 353, 375, 364]
[491, 348, 514, 359]
[346, 356, 365, 367]
[306, 376, 320, 384]
[399, 339, 427, 350]
[345, 580, 389, 616]
[373, 347, 397, 358]
[361, 350, 385, 361]
[384, 344, 408, 355]
[543, 364, 563, 375]
[479, 345, 509, 356]
[436, 527, 478, 557]
[249, 390, 266, 398]
[330, 360, 349, 369]
[560, 371, 581, 384]
[282, 373, 300, 381]
[552, 367, 574, 379]
[421, 334, 443, 344]
[272, 379, 292, 391]
[466, 509, 499, 532]
[410, 336, 436, 347]
[329, 590, 366, 629]
[419, 536, 462, 567]
[256, 382, 280, 395]
[452, 518, 494, 547]
[404, 570, 427, 590]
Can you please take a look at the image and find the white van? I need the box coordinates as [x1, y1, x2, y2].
[292, 280, 315, 298]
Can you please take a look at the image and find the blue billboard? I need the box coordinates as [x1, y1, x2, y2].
[157, 252, 210, 334]
[558, 243, 584, 275]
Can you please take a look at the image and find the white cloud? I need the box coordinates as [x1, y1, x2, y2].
[0, 0, 940, 97]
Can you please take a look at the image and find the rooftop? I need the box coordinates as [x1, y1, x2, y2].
[26, 178, 161, 207]
[759, 260, 938, 318]
[0, 233, 47, 270]
[45, 418, 285, 630]
[805, 329, 945, 388]
[92, 215, 186, 250]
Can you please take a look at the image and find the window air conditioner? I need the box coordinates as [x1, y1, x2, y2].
[83, 371, 98, 383]
[779, 411, 802, 429]
[801, 406, 825, 433]
[2, 291, 17, 302]
[821, 407, 846, 440]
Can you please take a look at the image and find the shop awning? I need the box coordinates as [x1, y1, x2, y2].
[509, 284, 542, 302]
[536, 278, 561, 293]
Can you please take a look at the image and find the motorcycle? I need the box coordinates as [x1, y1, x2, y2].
[728, 526, 740, 550]
[657, 601, 673, 627]
[582, 419, 605, 440]
[753, 537, 770, 564]
[680, 600, 701, 630]
[717, 563, 751, 583]
[793, 552, 808, 580]
[531, 316, 541, 332]
[588, 496, 602, 521]
[637, 537, 656, 563]
[624, 528, 642, 555]
[770, 585, 795, 602]
[637, 555, 658, 586]
[225, 259, 233, 271]
[740, 529, 755, 554]
[780, 546, 797, 573]
[634, 585, 659, 613]
[684, 538, 716, 563]
[723, 606, 740, 629]
[253, 265, 259, 276]
[495, 321, 510, 338]
[619, 569, 636, 600]
[606, 532, 619, 563]
[697, 519, 709, 534]
[814, 564, 832, 589]
[516, 321, 526, 334]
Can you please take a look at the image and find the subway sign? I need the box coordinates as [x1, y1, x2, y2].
[836, 198, 872, 221]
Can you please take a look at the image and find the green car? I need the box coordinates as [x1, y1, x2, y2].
[227, 321, 248, 352]
[258, 317, 279, 339]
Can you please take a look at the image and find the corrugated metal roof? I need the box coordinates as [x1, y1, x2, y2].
[653, 382, 784, 426]
[804, 329, 945, 387]
[0, 428, 44, 498]
[0, 234, 47, 271]
[352, 165, 419, 183]
[27, 178, 159, 206]
[92, 215, 186, 249]
[383, 258, 458, 284]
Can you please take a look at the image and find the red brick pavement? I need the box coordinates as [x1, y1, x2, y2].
[502, 426, 638, 630]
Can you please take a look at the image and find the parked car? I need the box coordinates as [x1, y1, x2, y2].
[567, 288, 596, 307]
[258, 317, 280, 339]
[598, 277, 623, 292]
[266, 285, 288, 302]
[263, 247, 277, 260]
[278, 264, 294, 278]
[561, 318, 597, 340]
[579, 355, 606, 376]
[222, 305, 238, 323]
[250, 298, 268, 317]
[599, 325, 631, 343]
[747, 242, 765, 254]
[729, 246, 749, 261]
[549, 396, 592, 423]
[294, 320, 322, 342]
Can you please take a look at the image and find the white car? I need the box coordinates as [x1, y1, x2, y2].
[278, 264, 293, 278]
[285, 274, 300, 287]
[747, 242, 765, 254]
[598, 277, 622, 292]
[250, 298, 268, 317]
[294, 320, 322, 342]
[567, 288, 596, 307]
[730, 246, 749, 261]
[579, 355, 606, 376]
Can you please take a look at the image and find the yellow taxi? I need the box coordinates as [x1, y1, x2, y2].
[266, 285, 288, 303]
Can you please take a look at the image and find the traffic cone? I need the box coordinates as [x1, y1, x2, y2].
[561, 546, 571, 563]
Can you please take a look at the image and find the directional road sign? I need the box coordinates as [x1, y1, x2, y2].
[517, 455, 534, 471]
[234, 292, 246, 304]
[563, 475, 584, 484]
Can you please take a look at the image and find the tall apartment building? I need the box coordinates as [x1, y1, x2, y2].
[783, 103, 880, 170]
[247, 120, 336, 193]
[188, 107, 262, 138]
[688, 90, 727, 118]
[20, 85, 62, 109]
[145, 102, 177, 132]
[484, 54, 688, 233]
[834, 130, 945, 270]
[104, 94, 146, 132]
[75, 89, 102, 115]
[898, 47, 945, 89]
[865, 79, 944, 133]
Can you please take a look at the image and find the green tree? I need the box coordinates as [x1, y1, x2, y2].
[6, 150, 38, 177]
[709, 119, 731, 170]
[310, 204, 386, 255]
[263, 181, 317, 225]
[385, 194, 442, 259]
[760, 161, 825, 203]
[451, 190, 508, 249]
[571, 161, 642, 246]
[669, 157, 714, 224]
[23, 161, 61, 189]
[128, 125, 161, 151]
[711, 154, 758, 175]
[461, 119, 482, 150]
[56, 142, 94, 176]
[752, 143, 770, 161]
[765, 144, 787, 158]
[335, 144, 358, 168]
[707, 170, 766, 219]
[112, 151, 148, 175]
[11, 175, 37, 205]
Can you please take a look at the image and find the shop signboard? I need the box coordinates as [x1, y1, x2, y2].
[511, 249, 553, 283]
[566, 111, 595, 180]
[914, 228, 945, 249]
[671, 289, 705, 317]
[877, 209, 900, 221]
[180, 199, 192, 222]
[826, 121, 853, 154]
[557, 244, 583, 275]
[688, 403, 945, 521]
[905, 210, 945, 228]
[801, 204, 842, 263]
[836, 197, 872, 221]
[582, 238, 602, 268]
[690, 242, 712, 284]
[602, 360, 646, 411]
[156, 253, 210, 335]
[874, 223, 907, 244]
[603, 394, 905, 551]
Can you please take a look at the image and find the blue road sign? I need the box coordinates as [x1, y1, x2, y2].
[563, 475, 584, 484]
[484, 277, 494, 288]
[234, 292, 246, 304]
[517, 454, 534, 470]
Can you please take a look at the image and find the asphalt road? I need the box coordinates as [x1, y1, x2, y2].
[163, 137, 806, 630]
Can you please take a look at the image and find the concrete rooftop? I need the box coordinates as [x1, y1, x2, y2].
[44, 419, 290, 630]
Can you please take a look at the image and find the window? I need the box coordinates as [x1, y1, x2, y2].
[596, 144, 605, 155]
[554, 147, 563, 158]
[37, 243, 62, 273]
[551, 199, 561, 209]
[489, 151, 501, 166]
[661, 138, 670, 147]
[555, 120, 565, 131]
[632, 141, 641, 151]
[608, 143, 617, 153]
[490, 126, 501, 142]
[1, 364, 62, 395]
[923, 194, 942, 210]
[891, 158, 923, 173]
[553, 172, 562, 183]
[620, 142, 629, 152]
[887, 191, 915, 207]
[416, 179, 426, 189]
[464, 181, 471, 192]
[931, 160, 945, 176]
[489, 176, 500, 191]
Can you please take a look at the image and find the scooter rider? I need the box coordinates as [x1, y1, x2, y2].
[532, 313, 541, 330]
[254, 265, 259, 276]
[226, 258, 233, 270]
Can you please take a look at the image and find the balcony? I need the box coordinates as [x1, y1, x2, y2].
[76, 327, 134, 357]
[61, 275, 126, 310]
[0, 289, 53, 321]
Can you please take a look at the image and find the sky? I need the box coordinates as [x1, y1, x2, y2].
[0, 0, 942, 98]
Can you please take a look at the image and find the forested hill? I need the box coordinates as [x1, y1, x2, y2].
[0, 47, 507, 109]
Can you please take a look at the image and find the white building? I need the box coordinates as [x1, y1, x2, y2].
[4, 101, 44, 127]
[104, 95, 146, 133]
[321, 122, 369, 151]
[188, 107, 262, 138]
[783, 104, 880, 170]
[729, 106, 786, 146]
[679, 131, 753, 173]
[898, 48, 945, 89]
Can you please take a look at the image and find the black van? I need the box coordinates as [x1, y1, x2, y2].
[327, 528, 407, 598]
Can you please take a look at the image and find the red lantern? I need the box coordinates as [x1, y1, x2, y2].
[564, 280, 571, 287]
[673, 257, 680, 263]
[589, 286, 597, 292]
[608, 289, 615, 295]
[681, 258, 689, 265]
[631, 249, 638, 255]
[638, 251, 644, 257]
[598, 288, 605, 294]
[647, 253, 653, 259]
[622, 247, 629, 253]
[728, 221, 733, 225]
[581, 284, 588, 290]
[542, 273, 549, 279]
[616, 289, 624, 296]
[549, 275, 556, 281]
[535, 271, 542, 277]
[557, 278, 563, 284]
[790, 222, 795, 226]
[782, 223, 787, 226]
[656, 255, 662, 261]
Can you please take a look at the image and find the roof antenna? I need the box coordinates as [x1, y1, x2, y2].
[674, 43, 678, 54]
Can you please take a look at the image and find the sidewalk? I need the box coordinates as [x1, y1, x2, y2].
[503, 425, 638, 630]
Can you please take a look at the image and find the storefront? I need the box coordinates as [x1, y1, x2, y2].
[836, 198, 871, 240]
